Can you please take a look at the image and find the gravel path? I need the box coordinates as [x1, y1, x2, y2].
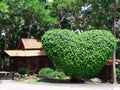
[0, 80, 120, 90]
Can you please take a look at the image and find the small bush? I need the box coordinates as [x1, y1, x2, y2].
[39, 68, 67, 80]
[48, 71, 67, 79]
[38, 67, 54, 77]
[18, 68, 29, 75]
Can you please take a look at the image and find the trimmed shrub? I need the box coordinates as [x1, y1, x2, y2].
[17, 68, 29, 75]
[38, 67, 54, 77]
[48, 71, 67, 79]
[39, 68, 67, 79]
[42, 29, 116, 79]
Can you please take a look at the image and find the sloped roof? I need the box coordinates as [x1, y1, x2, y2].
[4, 50, 46, 57]
[106, 59, 120, 65]
[17, 38, 43, 50]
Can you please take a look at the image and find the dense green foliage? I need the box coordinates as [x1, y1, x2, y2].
[0, 0, 57, 50]
[18, 68, 29, 75]
[0, 0, 57, 70]
[39, 68, 67, 79]
[42, 29, 116, 79]
[0, 0, 120, 78]
[39, 68, 54, 76]
[0, 0, 120, 50]
[50, 0, 120, 31]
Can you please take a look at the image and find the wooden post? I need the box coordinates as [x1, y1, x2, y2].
[28, 22, 32, 39]
[112, 0, 117, 84]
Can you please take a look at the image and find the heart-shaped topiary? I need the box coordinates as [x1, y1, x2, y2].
[42, 29, 116, 79]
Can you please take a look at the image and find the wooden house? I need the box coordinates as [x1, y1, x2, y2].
[4, 38, 120, 79]
[4, 38, 53, 73]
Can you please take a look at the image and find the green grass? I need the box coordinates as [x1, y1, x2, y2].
[16, 76, 70, 84]
[22, 78, 40, 84]
[37, 78, 70, 83]
[15, 76, 40, 84]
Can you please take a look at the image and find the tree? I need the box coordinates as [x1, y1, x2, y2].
[0, 0, 57, 70]
[0, 0, 57, 50]
[50, 0, 117, 31]
[50, 0, 89, 31]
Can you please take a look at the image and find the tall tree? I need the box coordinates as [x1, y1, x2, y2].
[0, 0, 57, 50]
[50, 0, 117, 31]
[0, 0, 57, 70]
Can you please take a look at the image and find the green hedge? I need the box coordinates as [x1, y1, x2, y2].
[42, 29, 116, 79]
[38, 68, 54, 77]
[39, 68, 67, 79]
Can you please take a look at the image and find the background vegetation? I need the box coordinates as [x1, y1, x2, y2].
[0, 0, 120, 81]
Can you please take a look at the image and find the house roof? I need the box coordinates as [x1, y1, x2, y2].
[17, 38, 43, 50]
[106, 59, 120, 65]
[4, 50, 46, 57]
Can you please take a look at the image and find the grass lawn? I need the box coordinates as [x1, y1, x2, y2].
[13, 74, 113, 84]
[16, 75, 70, 84]
[15, 75, 40, 84]
[19, 77, 40, 84]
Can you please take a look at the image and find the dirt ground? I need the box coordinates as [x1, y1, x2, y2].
[0, 79, 120, 90]
[0, 74, 120, 90]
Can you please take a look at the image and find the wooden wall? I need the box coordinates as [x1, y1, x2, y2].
[10, 56, 53, 73]
[95, 65, 112, 80]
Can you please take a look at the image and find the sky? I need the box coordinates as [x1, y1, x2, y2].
[47, 0, 53, 2]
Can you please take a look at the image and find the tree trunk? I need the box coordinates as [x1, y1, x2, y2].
[28, 21, 32, 39]
[112, 0, 117, 84]
[74, 13, 81, 31]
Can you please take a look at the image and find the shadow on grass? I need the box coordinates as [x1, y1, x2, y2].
[37, 78, 69, 83]
[37, 78, 85, 84]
